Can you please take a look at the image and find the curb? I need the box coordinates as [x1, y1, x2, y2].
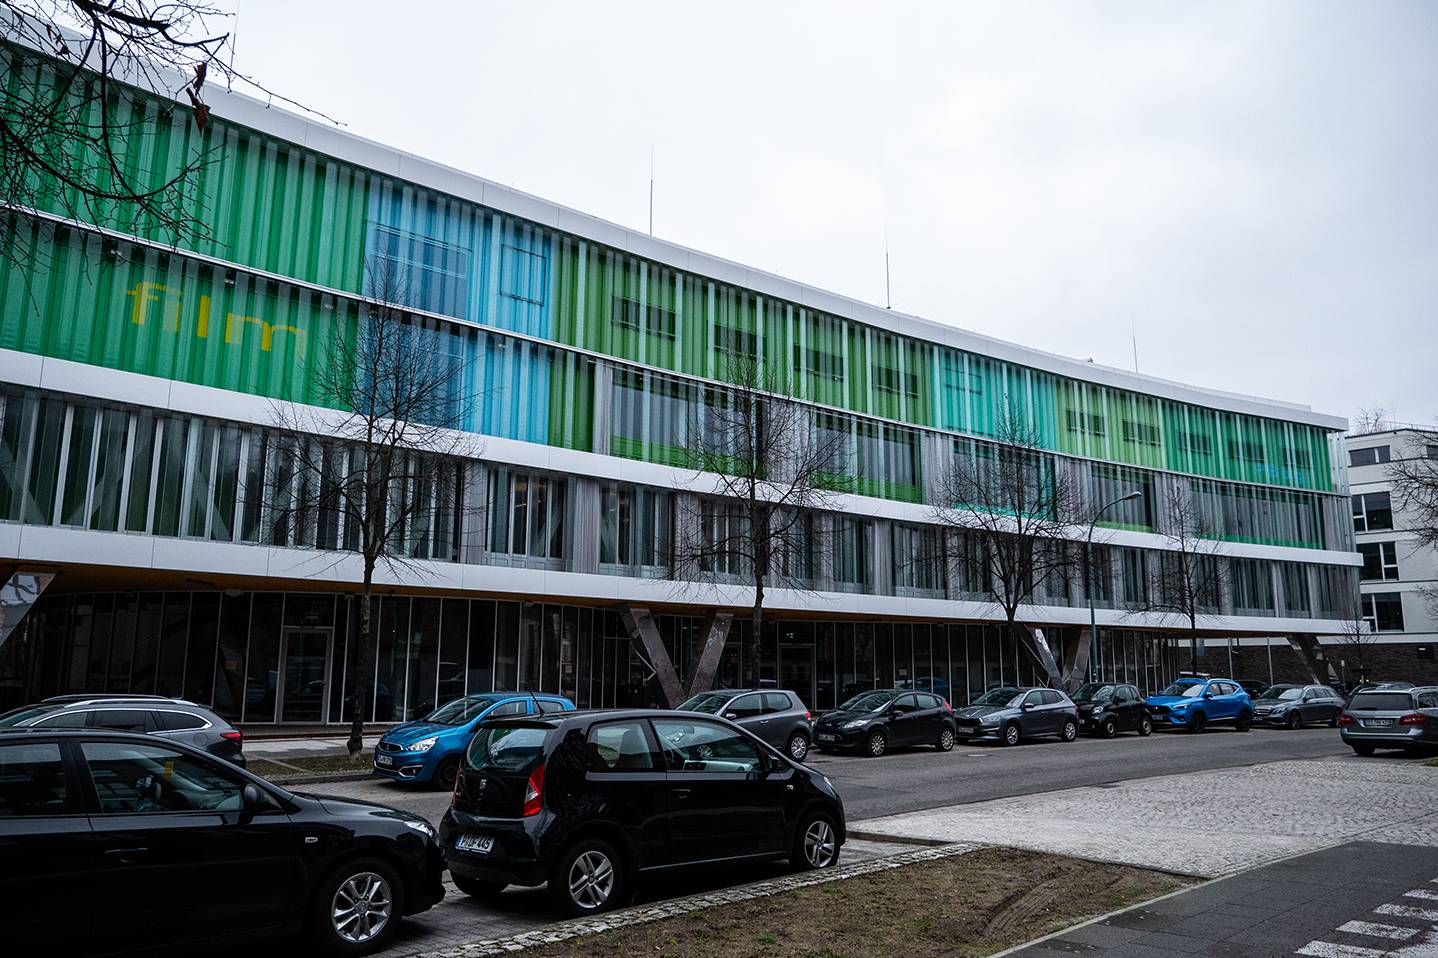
[846, 828, 952, 847]
[267, 771, 375, 786]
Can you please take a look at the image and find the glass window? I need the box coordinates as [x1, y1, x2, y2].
[464, 725, 547, 773]
[599, 482, 672, 570]
[763, 692, 792, 713]
[726, 693, 764, 719]
[1347, 446, 1390, 467]
[585, 720, 655, 772]
[157, 711, 208, 731]
[81, 741, 244, 814]
[833, 515, 871, 590]
[488, 468, 566, 561]
[917, 693, 943, 709]
[35, 709, 89, 728]
[652, 719, 762, 773]
[88, 709, 155, 732]
[0, 742, 69, 817]
[1358, 542, 1400, 582]
[1352, 492, 1393, 533]
[1362, 593, 1405, 633]
[489, 700, 528, 718]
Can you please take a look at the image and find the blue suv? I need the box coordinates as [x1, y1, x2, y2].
[1146, 677, 1253, 732]
[373, 692, 574, 787]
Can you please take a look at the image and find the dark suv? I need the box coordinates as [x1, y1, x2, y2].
[676, 688, 814, 761]
[811, 689, 956, 756]
[440, 708, 845, 915]
[0, 730, 444, 955]
[0, 696, 245, 766]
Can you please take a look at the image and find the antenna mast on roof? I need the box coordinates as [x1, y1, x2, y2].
[884, 225, 892, 310]
[648, 146, 654, 236]
[1131, 319, 1139, 373]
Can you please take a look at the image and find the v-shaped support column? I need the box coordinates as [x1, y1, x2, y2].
[617, 605, 685, 707]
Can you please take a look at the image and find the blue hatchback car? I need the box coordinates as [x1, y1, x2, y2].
[1146, 677, 1252, 732]
[373, 692, 574, 787]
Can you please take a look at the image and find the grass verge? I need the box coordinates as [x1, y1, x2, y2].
[246, 754, 372, 779]
[522, 846, 1195, 958]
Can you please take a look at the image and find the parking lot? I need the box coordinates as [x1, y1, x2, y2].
[283, 726, 1367, 957]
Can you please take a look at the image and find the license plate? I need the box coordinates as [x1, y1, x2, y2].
[1363, 719, 1393, 727]
[817, 733, 837, 742]
[454, 834, 494, 854]
[375, 754, 394, 767]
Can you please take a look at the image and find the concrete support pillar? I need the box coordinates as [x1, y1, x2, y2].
[0, 571, 56, 651]
[617, 605, 685, 707]
[687, 610, 733, 697]
[1286, 633, 1337, 684]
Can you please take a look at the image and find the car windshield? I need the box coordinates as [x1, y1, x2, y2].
[0, 706, 56, 727]
[1159, 681, 1206, 697]
[1072, 683, 1111, 702]
[1258, 686, 1302, 701]
[840, 691, 898, 712]
[973, 688, 1023, 707]
[423, 696, 504, 726]
[1349, 692, 1415, 711]
[677, 693, 733, 715]
[465, 725, 549, 772]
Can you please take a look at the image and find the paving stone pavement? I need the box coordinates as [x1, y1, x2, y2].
[1006, 841, 1438, 958]
[367, 836, 926, 957]
[854, 759, 1438, 877]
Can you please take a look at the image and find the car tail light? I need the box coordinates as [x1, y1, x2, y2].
[943, 699, 953, 713]
[522, 763, 545, 817]
[1336, 713, 1355, 727]
[1399, 713, 1426, 726]
[805, 711, 811, 721]
[221, 730, 243, 742]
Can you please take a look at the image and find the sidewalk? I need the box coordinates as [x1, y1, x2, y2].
[852, 758, 1438, 878]
[245, 734, 380, 758]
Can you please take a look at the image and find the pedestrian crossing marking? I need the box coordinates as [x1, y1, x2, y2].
[1375, 903, 1438, 923]
[1336, 921, 1419, 941]
[1402, 889, 1438, 902]
[1297, 942, 1386, 958]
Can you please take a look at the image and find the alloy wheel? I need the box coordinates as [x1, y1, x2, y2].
[867, 731, 887, 757]
[789, 733, 809, 761]
[568, 849, 616, 911]
[938, 727, 955, 751]
[1139, 717, 1153, 736]
[1062, 720, 1078, 742]
[1004, 724, 1020, 747]
[331, 871, 393, 944]
[1102, 718, 1117, 738]
[803, 818, 838, 868]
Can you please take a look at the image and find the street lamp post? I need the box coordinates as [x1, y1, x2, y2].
[1087, 490, 1144, 683]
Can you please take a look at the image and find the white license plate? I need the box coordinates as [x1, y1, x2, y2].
[1363, 719, 1393, 727]
[817, 733, 837, 742]
[454, 834, 494, 854]
[375, 754, 394, 767]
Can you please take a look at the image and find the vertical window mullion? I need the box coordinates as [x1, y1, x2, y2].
[51, 404, 74, 525]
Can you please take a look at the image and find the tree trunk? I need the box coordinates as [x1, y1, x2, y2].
[746, 580, 764, 688]
[347, 572, 373, 758]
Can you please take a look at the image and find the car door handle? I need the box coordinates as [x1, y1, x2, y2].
[672, 789, 691, 800]
[104, 847, 149, 863]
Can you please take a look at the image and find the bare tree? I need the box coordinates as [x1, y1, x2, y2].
[1389, 425, 1438, 615]
[1, 1, 326, 255]
[670, 353, 841, 689]
[1350, 406, 1390, 434]
[1330, 595, 1378, 687]
[929, 404, 1081, 680]
[1144, 480, 1225, 673]
[270, 257, 474, 758]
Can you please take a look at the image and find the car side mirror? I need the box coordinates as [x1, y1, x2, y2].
[242, 783, 272, 813]
[1020, 702, 1034, 711]
[724, 712, 739, 721]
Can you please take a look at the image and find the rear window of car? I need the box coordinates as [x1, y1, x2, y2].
[1349, 692, 1415, 711]
[465, 725, 549, 773]
[763, 693, 793, 713]
[0, 742, 68, 816]
[158, 711, 208, 731]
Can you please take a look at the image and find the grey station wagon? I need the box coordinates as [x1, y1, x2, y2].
[676, 689, 814, 761]
[0, 696, 245, 766]
[1340, 686, 1438, 755]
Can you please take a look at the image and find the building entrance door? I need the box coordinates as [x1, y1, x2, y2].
[779, 643, 815, 707]
[279, 628, 332, 723]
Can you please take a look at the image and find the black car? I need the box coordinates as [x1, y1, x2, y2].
[953, 687, 1081, 746]
[1237, 680, 1270, 698]
[1072, 682, 1153, 738]
[0, 730, 444, 955]
[441, 708, 845, 915]
[812, 689, 956, 757]
[676, 688, 814, 761]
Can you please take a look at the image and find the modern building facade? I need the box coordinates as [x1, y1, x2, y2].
[0, 41, 1360, 722]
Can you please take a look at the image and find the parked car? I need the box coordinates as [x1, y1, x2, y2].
[1344, 681, 1416, 705]
[953, 687, 1080, 746]
[440, 708, 844, 916]
[812, 688, 956, 756]
[0, 729, 444, 955]
[1340, 686, 1438, 756]
[0, 696, 245, 767]
[373, 692, 574, 788]
[1071, 682, 1152, 738]
[676, 688, 814, 761]
[1146, 678, 1252, 732]
[1251, 684, 1345, 728]
[1237, 680, 1270, 697]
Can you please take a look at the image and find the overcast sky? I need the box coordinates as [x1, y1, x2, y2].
[223, 1, 1436, 426]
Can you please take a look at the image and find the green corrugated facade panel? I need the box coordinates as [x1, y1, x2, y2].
[3, 41, 1342, 501]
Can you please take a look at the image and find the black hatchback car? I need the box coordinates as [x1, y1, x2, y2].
[1072, 682, 1153, 738]
[0, 730, 444, 955]
[811, 689, 956, 756]
[440, 708, 845, 916]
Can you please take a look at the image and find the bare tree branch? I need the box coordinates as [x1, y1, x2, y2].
[1138, 478, 1226, 673]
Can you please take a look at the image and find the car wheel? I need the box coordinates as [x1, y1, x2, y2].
[1001, 723, 1021, 747]
[1101, 717, 1117, 739]
[787, 731, 810, 762]
[936, 726, 956, 752]
[1285, 712, 1301, 731]
[1235, 711, 1252, 732]
[311, 857, 402, 955]
[433, 756, 461, 791]
[1188, 712, 1207, 733]
[1351, 743, 1375, 757]
[452, 875, 506, 899]
[1137, 716, 1153, 737]
[1060, 718, 1079, 742]
[791, 811, 841, 871]
[550, 838, 625, 917]
[866, 730, 888, 757]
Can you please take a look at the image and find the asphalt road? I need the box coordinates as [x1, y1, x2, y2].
[304, 724, 1352, 827]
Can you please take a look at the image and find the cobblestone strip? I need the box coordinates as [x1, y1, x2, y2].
[411, 842, 978, 958]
